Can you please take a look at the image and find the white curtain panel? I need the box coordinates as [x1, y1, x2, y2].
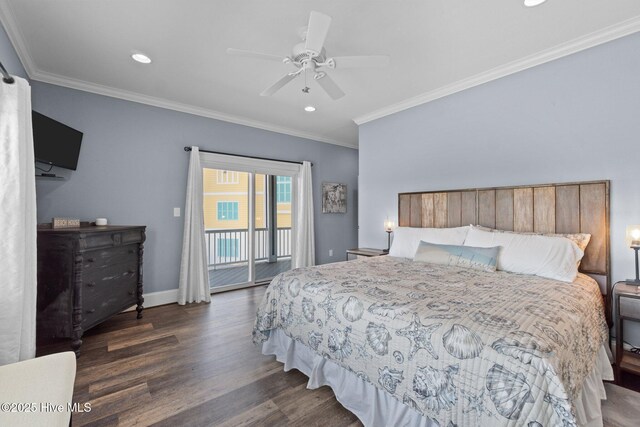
[0, 77, 37, 365]
[178, 146, 211, 305]
[292, 161, 315, 268]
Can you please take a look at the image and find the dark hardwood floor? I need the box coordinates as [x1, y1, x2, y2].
[38, 286, 362, 427]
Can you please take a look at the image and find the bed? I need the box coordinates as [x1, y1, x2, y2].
[253, 181, 613, 427]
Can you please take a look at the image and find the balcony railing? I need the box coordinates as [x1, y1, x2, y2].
[205, 228, 291, 268]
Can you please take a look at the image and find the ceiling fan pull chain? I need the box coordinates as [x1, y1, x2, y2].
[302, 67, 310, 94]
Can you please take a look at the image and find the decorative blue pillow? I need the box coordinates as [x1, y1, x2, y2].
[413, 240, 499, 272]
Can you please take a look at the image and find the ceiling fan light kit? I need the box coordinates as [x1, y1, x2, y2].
[131, 52, 151, 64]
[227, 11, 389, 101]
[524, 0, 547, 7]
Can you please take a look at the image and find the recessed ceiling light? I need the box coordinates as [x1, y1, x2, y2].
[304, 105, 316, 112]
[131, 53, 152, 64]
[524, 0, 547, 7]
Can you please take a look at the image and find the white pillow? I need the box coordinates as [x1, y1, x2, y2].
[463, 225, 584, 282]
[389, 226, 470, 258]
[472, 225, 591, 261]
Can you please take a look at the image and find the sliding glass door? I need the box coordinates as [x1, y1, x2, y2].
[203, 167, 293, 292]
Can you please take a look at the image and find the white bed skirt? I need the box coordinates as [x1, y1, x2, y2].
[262, 328, 614, 427]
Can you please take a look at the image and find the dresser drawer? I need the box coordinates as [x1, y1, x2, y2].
[83, 261, 138, 300]
[81, 245, 138, 272]
[82, 271, 137, 329]
[80, 228, 144, 251]
[620, 295, 640, 319]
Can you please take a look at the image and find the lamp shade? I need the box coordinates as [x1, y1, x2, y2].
[384, 220, 395, 232]
[626, 225, 640, 247]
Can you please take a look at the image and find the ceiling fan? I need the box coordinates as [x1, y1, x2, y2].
[227, 11, 389, 100]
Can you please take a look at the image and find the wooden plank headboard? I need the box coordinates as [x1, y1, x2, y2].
[398, 180, 611, 323]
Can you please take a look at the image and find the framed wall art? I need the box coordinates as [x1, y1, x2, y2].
[322, 182, 347, 214]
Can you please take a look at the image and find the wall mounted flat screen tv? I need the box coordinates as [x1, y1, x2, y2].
[32, 111, 83, 171]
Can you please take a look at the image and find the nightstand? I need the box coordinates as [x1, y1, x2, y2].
[614, 282, 640, 384]
[346, 248, 387, 261]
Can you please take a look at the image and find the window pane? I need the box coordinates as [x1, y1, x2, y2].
[217, 238, 239, 257]
[216, 170, 239, 184]
[203, 168, 249, 289]
[217, 201, 239, 220]
[255, 174, 292, 284]
[276, 176, 291, 203]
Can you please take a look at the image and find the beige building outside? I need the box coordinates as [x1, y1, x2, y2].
[203, 169, 291, 230]
[202, 168, 293, 264]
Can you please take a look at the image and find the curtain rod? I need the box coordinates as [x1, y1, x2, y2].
[183, 146, 312, 166]
[0, 61, 15, 84]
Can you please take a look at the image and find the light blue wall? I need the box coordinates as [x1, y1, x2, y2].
[359, 32, 640, 345]
[1, 24, 358, 295]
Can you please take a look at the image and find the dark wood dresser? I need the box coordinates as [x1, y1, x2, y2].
[37, 225, 146, 356]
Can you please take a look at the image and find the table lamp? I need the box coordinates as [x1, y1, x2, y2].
[626, 225, 640, 285]
[384, 220, 394, 253]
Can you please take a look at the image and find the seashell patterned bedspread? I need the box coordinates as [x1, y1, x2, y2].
[252, 256, 608, 426]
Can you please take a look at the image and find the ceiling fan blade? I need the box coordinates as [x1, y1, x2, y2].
[330, 55, 390, 69]
[315, 73, 345, 100]
[227, 48, 284, 62]
[260, 73, 297, 97]
[304, 11, 332, 56]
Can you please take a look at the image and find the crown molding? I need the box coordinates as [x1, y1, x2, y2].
[29, 68, 358, 149]
[0, 2, 37, 76]
[0, 4, 357, 150]
[354, 15, 640, 125]
[4, 1, 639, 144]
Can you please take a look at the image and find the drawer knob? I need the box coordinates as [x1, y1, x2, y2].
[86, 308, 95, 314]
[86, 282, 96, 288]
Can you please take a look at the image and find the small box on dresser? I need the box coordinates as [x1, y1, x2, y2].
[36, 224, 146, 357]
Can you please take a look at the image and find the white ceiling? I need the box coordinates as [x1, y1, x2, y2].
[2, 1, 640, 148]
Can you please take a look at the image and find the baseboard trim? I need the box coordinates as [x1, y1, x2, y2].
[144, 289, 180, 307]
[124, 288, 179, 312]
[125, 284, 273, 311]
